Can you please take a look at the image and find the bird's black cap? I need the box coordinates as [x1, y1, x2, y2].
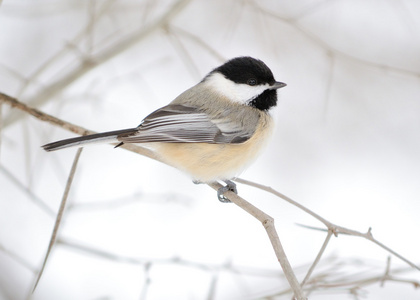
[211, 56, 277, 86]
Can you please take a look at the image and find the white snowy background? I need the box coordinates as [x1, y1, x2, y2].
[0, 0, 419, 299]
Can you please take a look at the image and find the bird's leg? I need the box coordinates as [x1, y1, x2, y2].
[193, 179, 237, 203]
[217, 180, 237, 203]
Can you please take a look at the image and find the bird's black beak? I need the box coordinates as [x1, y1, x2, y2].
[269, 81, 287, 90]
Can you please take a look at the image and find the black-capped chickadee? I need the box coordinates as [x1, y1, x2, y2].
[43, 57, 286, 202]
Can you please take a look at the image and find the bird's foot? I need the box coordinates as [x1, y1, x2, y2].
[217, 180, 237, 203]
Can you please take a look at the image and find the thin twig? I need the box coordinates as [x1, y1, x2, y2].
[165, 26, 202, 80]
[322, 51, 335, 118]
[170, 26, 225, 62]
[57, 237, 286, 279]
[139, 262, 152, 300]
[32, 148, 83, 292]
[15, 0, 115, 99]
[253, 3, 420, 78]
[365, 231, 419, 271]
[4, 0, 193, 128]
[234, 178, 332, 228]
[301, 230, 333, 287]
[268, 257, 419, 299]
[235, 178, 420, 273]
[0, 165, 56, 216]
[316, 272, 420, 290]
[0, 242, 36, 273]
[206, 271, 219, 300]
[380, 256, 392, 287]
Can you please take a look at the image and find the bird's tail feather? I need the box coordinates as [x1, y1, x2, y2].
[42, 128, 138, 152]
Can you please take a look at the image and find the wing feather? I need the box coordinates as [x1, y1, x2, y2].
[117, 104, 255, 144]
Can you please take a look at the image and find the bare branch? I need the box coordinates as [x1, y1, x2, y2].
[207, 182, 306, 300]
[57, 237, 286, 279]
[235, 178, 420, 273]
[0, 242, 36, 273]
[15, 0, 115, 99]
[0, 165, 55, 217]
[139, 262, 152, 300]
[4, 0, 193, 128]
[0, 92, 162, 164]
[32, 148, 83, 292]
[253, 2, 420, 78]
[381, 256, 392, 287]
[206, 271, 219, 300]
[315, 270, 420, 291]
[234, 178, 333, 228]
[170, 26, 225, 62]
[0, 101, 2, 160]
[165, 26, 202, 80]
[301, 230, 333, 288]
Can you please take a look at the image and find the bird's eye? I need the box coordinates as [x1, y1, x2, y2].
[247, 78, 257, 86]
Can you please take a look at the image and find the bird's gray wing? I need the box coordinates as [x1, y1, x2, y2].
[117, 104, 254, 144]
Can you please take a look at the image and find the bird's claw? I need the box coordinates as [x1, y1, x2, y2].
[217, 180, 237, 203]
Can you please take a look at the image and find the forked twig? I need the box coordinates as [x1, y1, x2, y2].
[234, 178, 420, 278]
[208, 182, 306, 299]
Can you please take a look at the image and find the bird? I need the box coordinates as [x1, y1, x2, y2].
[42, 56, 286, 202]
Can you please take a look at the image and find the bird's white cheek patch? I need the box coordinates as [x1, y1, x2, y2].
[205, 73, 269, 104]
